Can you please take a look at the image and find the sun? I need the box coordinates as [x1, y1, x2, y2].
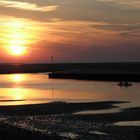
[9, 46, 26, 56]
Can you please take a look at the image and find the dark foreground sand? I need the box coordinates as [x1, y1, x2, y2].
[0, 101, 140, 140]
[0, 123, 64, 140]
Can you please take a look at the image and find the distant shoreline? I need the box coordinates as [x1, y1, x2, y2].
[49, 72, 140, 82]
[0, 63, 140, 81]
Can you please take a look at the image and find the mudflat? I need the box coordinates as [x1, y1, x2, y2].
[0, 101, 139, 140]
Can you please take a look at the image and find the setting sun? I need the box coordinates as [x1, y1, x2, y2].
[9, 46, 26, 56]
[0, 18, 41, 58]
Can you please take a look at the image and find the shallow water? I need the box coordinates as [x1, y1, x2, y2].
[74, 107, 121, 115]
[115, 121, 140, 126]
[0, 73, 139, 108]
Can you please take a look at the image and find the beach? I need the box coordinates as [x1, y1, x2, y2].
[0, 101, 140, 140]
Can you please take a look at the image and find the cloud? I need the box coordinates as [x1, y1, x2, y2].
[91, 22, 140, 39]
[94, 23, 140, 32]
[98, 0, 140, 9]
[0, 0, 59, 12]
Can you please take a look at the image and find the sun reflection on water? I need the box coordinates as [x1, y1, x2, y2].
[12, 74, 25, 83]
[0, 74, 140, 106]
[10, 87, 25, 100]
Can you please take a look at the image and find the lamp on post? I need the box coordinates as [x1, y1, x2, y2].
[51, 56, 54, 64]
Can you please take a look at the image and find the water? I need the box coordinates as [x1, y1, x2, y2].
[0, 73, 139, 108]
[0, 74, 139, 138]
[115, 121, 140, 126]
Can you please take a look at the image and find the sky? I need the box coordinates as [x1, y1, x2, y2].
[0, 0, 140, 63]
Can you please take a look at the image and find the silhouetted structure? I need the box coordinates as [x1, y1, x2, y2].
[51, 56, 54, 64]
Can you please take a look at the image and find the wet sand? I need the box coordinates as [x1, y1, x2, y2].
[0, 101, 140, 140]
[0, 123, 64, 140]
[0, 101, 123, 116]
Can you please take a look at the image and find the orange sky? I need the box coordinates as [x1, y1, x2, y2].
[0, 0, 140, 63]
